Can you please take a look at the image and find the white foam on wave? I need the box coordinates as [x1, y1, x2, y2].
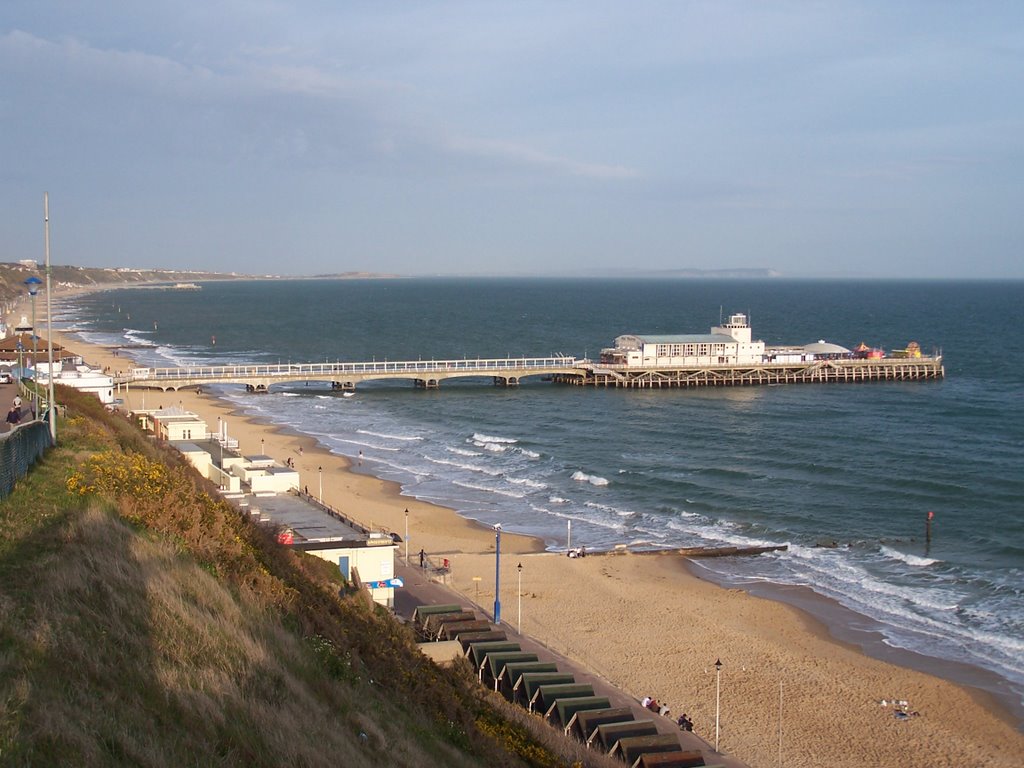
[472, 432, 517, 444]
[452, 480, 526, 499]
[123, 328, 157, 346]
[357, 429, 423, 442]
[571, 471, 609, 486]
[447, 446, 482, 457]
[584, 501, 635, 517]
[508, 476, 547, 490]
[280, 392, 301, 397]
[880, 545, 939, 567]
[520, 448, 541, 458]
[475, 441, 508, 453]
[548, 495, 570, 504]
[424, 455, 502, 476]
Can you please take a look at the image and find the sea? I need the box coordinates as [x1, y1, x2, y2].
[57, 278, 1024, 723]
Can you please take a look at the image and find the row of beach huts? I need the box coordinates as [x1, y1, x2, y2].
[412, 603, 724, 768]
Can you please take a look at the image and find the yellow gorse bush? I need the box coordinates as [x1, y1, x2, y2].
[67, 450, 173, 498]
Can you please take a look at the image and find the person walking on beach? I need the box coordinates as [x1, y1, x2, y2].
[419, 549, 426, 568]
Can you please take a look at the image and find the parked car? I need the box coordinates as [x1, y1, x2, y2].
[0, 372, 13, 384]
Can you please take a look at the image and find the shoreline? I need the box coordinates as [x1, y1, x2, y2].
[23, 289, 1024, 766]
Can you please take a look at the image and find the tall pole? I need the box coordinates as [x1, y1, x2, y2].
[493, 524, 502, 624]
[778, 678, 783, 768]
[318, 466, 323, 503]
[404, 509, 409, 566]
[715, 658, 722, 752]
[44, 193, 55, 442]
[567, 519, 572, 554]
[517, 562, 522, 634]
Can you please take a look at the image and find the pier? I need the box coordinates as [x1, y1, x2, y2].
[557, 356, 944, 388]
[116, 354, 943, 392]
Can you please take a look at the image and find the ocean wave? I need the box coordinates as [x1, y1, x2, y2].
[451, 480, 526, 499]
[880, 545, 939, 567]
[475, 441, 508, 453]
[508, 476, 547, 490]
[424, 455, 502, 476]
[584, 501, 635, 517]
[447, 446, 482, 457]
[548, 496, 570, 504]
[472, 432, 518, 444]
[520, 448, 541, 458]
[357, 429, 423, 442]
[572, 471, 609, 486]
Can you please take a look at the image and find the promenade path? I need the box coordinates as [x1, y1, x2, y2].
[392, 558, 748, 768]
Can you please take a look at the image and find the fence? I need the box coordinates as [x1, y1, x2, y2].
[0, 418, 53, 500]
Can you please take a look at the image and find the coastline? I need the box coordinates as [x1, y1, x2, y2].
[28, 289, 1024, 767]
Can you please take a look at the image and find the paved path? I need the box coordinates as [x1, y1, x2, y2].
[393, 559, 747, 768]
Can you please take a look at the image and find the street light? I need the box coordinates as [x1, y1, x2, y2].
[517, 562, 523, 634]
[24, 276, 42, 409]
[404, 509, 409, 566]
[318, 466, 323, 503]
[714, 658, 723, 752]
[493, 524, 502, 624]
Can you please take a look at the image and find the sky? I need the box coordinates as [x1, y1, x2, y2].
[1, 2, 1022, 279]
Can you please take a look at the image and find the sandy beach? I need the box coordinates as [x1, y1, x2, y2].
[22, 290, 1024, 768]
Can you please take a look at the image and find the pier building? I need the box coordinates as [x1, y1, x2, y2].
[600, 313, 765, 367]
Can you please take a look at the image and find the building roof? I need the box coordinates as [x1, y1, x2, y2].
[634, 333, 735, 345]
[803, 340, 851, 355]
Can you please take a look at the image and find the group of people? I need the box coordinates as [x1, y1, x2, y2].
[5, 396, 29, 428]
[640, 695, 671, 717]
[639, 695, 694, 732]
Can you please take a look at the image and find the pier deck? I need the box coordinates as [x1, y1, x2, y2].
[116, 355, 943, 392]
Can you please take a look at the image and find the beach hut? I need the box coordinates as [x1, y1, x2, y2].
[483, 652, 538, 690]
[412, 603, 462, 629]
[455, 630, 506, 651]
[467, 641, 521, 672]
[548, 696, 611, 728]
[423, 610, 476, 636]
[632, 750, 711, 768]
[498, 661, 558, 698]
[530, 683, 594, 715]
[608, 734, 682, 765]
[588, 719, 659, 752]
[565, 706, 634, 742]
[437, 618, 492, 641]
[515, 672, 576, 709]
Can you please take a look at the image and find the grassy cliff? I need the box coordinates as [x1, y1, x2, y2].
[0, 389, 596, 767]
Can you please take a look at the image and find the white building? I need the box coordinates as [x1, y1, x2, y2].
[600, 313, 766, 367]
[36, 357, 115, 404]
[151, 407, 208, 442]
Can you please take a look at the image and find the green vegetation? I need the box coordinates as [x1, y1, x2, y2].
[0, 261, 240, 307]
[0, 388, 598, 767]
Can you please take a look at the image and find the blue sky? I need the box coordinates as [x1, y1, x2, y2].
[2, 2, 1021, 278]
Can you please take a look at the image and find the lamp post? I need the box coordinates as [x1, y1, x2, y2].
[43, 193, 55, 442]
[404, 508, 409, 566]
[517, 562, 523, 634]
[24, 276, 42, 409]
[493, 524, 502, 624]
[714, 658, 723, 752]
[318, 466, 323, 503]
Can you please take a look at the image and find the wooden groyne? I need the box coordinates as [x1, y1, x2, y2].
[556, 357, 943, 389]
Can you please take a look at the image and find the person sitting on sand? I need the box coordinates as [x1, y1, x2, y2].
[647, 698, 660, 712]
[677, 714, 693, 731]
[641, 696, 652, 708]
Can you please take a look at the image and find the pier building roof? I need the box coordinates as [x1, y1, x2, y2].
[803, 340, 851, 355]
[630, 333, 734, 344]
